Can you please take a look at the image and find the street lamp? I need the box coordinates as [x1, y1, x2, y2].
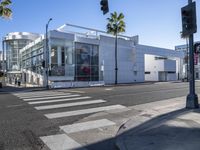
[45, 18, 52, 89]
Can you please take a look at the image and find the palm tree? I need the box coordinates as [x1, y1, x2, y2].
[106, 11, 125, 84]
[0, 0, 12, 19]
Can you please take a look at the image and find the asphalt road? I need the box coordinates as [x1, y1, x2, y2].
[64, 81, 200, 106]
[0, 81, 200, 150]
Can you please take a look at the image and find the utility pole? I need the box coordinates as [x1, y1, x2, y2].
[45, 18, 52, 89]
[185, 0, 199, 108]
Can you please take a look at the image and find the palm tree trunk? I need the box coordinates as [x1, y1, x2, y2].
[115, 34, 118, 84]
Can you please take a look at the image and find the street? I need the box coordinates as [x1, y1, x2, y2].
[0, 81, 200, 150]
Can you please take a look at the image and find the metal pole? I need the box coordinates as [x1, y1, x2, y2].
[45, 18, 52, 89]
[186, 0, 199, 108]
[2, 40, 5, 86]
[186, 37, 189, 81]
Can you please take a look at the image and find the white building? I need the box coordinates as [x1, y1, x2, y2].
[175, 42, 200, 79]
[16, 24, 185, 87]
[3, 32, 40, 84]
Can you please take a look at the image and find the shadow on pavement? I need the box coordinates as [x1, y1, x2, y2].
[68, 108, 200, 150]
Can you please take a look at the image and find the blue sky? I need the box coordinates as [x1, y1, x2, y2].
[0, 0, 200, 49]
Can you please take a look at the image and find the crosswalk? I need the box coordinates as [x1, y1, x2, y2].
[12, 90, 127, 150]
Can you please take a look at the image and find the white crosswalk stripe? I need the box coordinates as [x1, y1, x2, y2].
[13, 91, 127, 150]
[60, 119, 115, 134]
[34, 100, 106, 110]
[13, 91, 60, 96]
[40, 134, 87, 150]
[28, 96, 91, 104]
[17, 93, 72, 99]
[23, 94, 79, 101]
[45, 105, 126, 119]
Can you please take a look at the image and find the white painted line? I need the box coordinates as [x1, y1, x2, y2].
[18, 93, 71, 99]
[28, 96, 91, 105]
[105, 88, 113, 91]
[23, 94, 78, 101]
[68, 90, 85, 94]
[60, 119, 115, 134]
[40, 134, 86, 150]
[35, 100, 106, 110]
[45, 105, 126, 119]
[13, 91, 61, 96]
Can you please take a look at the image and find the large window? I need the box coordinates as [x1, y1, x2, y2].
[75, 43, 99, 81]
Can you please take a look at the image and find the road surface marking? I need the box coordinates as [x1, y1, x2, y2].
[40, 134, 86, 150]
[13, 91, 60, 96]
[105, 88, 113, 91]
[45, 105, 126, 119]
[34, 100, 106, 110]
[17, 93, 72, 99]
[28, 96, 91, 105]
[66, 90, 85, 94]
[60, 119, 115, 134]
[23, 94, 78, 101]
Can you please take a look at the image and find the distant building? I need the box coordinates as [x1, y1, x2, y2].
[3, 32, 40, 84]
[175, 42, 200, 79]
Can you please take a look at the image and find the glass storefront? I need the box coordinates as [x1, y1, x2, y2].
[49, 38, 74, 77]
[75, 43, 99, 81]
[21, 37, 100, 82]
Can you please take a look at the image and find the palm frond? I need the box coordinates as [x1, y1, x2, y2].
[0, 0, 12, 18]
[106, 11, 126, 36]
[1, 0, 11, 6]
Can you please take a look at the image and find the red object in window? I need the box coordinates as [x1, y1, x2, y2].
[194, 53, 198, 65]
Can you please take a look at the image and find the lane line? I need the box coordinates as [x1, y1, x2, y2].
[35, 100, 106, 110]
[60, 119, 115, 134]
[23, 94, 78, 101]
[28, 96, 91, 105]
[40, 134, 86, 150]
[45, 105, 126, 119]
[17, 93, 72, 99]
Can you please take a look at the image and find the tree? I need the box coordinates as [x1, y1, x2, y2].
[0, 0, 12, 19]
[106, 11, 125, 84]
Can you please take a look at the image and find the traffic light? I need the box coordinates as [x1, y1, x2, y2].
[194, 43, 200, 54]
[100, 0, 109, 15]
[181, 2, 197, 37]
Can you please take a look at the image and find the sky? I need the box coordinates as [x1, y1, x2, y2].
[0, 0, 200, 50]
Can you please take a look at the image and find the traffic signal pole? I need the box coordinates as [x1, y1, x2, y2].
[186, 0, 199, 108]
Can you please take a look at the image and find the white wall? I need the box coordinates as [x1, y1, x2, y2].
[99, 35, 144, 84]
[144, 54, 177, 81]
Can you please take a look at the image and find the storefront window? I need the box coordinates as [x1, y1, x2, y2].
[75, 43, 99, 81]
[51, 46, 58, 64]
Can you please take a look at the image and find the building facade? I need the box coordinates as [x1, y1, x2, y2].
[175, 42, 200, 80]
[20, 29, 142, 87]
[4, 24, 185, 87]
[3, 32, 40, 84]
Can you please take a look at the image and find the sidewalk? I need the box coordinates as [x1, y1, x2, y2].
[115, 97, 200, 150]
